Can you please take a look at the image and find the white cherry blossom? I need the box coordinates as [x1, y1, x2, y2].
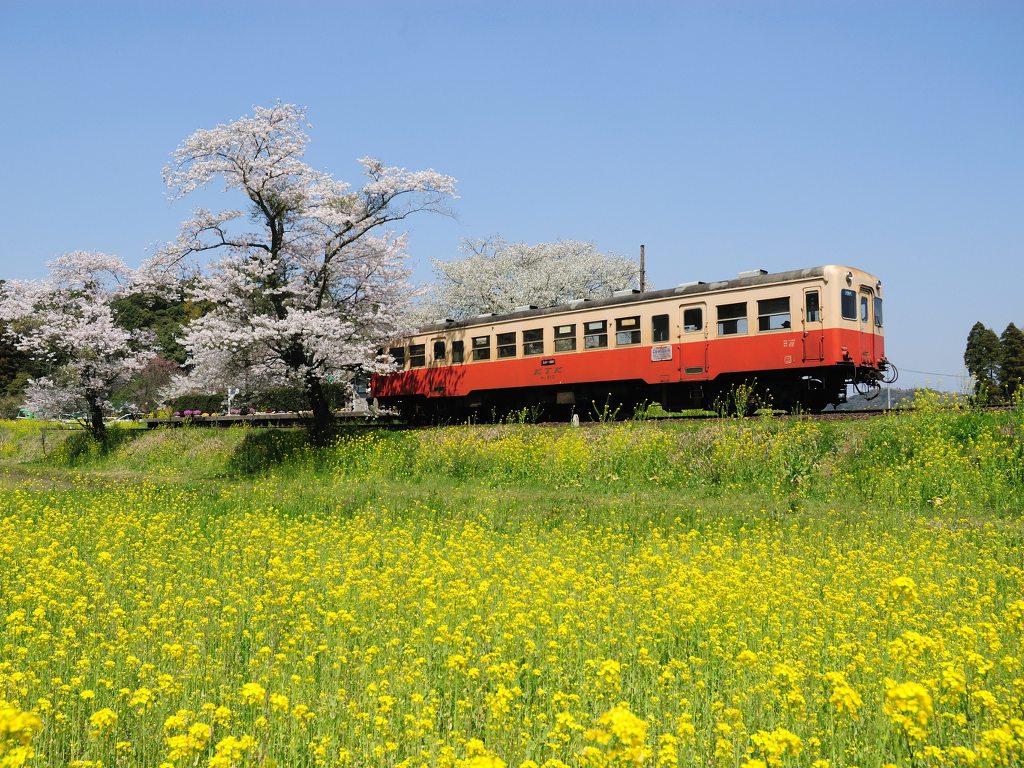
[424, 238, 642, 321]
[0, 251, 155, 438]
[161, 103, 456, 443]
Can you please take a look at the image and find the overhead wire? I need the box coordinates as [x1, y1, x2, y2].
[899, 367, 969, 379]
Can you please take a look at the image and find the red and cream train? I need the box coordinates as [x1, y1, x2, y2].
[372, 265, 892, 419]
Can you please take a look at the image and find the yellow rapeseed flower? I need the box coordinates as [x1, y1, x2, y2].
[884, 680, 933, 742]
[88, 707, 117, 737]
[239, 682, 266, 705]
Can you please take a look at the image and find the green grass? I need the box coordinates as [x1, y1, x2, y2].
[3, 400, 1021, 515]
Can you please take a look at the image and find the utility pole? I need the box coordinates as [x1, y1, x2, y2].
[640, 244, 646, 293]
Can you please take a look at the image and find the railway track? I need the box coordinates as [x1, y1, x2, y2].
[634, 403, 1012, 425]
[141, 404, 1007, 430]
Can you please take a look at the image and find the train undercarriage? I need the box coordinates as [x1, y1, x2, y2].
[383, 363, 889, 423]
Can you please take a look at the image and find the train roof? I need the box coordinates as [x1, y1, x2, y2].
[417, 265, 844, 334]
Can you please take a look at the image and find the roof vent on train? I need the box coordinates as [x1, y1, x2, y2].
[738, 269, 769, 278]
[513, 304, 538, 312]
[677, 280, 707, 288]
[474, 312, 498, 318]
[612, 289, 641, 297]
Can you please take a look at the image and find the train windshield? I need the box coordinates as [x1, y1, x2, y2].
[874, 297, 883, 327]
[840, 289, 857, 320]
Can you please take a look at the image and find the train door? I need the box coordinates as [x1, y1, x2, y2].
[801, 287, 824, 362]
[858, 287, 876, 364]
[679, 302, 708, 377]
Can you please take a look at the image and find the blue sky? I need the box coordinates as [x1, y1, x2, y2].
[1, 1, 1021, 390]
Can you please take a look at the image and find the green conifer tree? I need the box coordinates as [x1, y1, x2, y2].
[964, 321, 1004, 402]
[1000, 323, 1024, 398]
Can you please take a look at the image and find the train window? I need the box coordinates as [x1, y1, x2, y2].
[452, 340, 464, 363]
[616, 316, 641, 345]
[523, 328, 544, 355]
[409, 344, 426, 368]
[717, 302, 748, 336]
[652, 314, 670, 342]
[874, 297, 883, 327]
[757, 297, 791, 331]
[841, 289, 857, 320]
[806, 291, 821, 322]
[554, 324, 577, 352]
[472, 336, 490, 361]
[389, 347, 405, 369]
[584, 320, 608, 349]
[497, 332, 516, 358]
[683, 307, 703, 333]
[860, 296, 869, 322]
[433, 340, 446, 363]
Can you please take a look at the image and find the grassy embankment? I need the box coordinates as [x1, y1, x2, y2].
[1, 393, 1023, 768]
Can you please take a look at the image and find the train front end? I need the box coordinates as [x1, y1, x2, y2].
[821, 264, 893, 401]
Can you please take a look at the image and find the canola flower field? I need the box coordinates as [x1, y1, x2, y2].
[1, 395, 1023, 768]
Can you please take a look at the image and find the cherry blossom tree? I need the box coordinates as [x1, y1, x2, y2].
[155, 103, 456, 444]
[424, 238, 641, 321]
[0, 252, 155, 440]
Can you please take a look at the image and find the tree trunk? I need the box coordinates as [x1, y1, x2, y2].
[305, 374, 336, 447]
[87, 396, 106, 442]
